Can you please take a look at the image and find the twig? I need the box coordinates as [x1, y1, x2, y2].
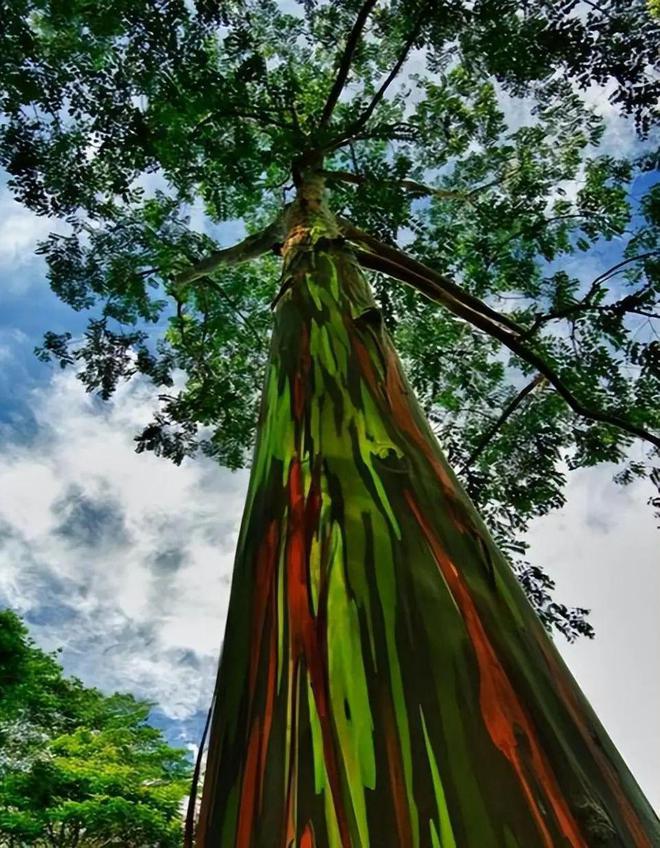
[193, 106, 293, 133]
[590, 250, 660, 290]
[523, 252, 660, 338]
[461, 375, 545, 470]
[206, 280, 265, 349]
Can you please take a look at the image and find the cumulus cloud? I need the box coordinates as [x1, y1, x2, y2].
[0, 369, 248, 719]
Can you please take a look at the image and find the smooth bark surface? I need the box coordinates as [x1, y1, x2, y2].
[194, 208, 660, 847]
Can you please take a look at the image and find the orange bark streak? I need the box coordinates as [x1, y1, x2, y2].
[406, 489, 587, 848]
[382, 693, 414, 846]
[236, 717, 261, 848]
[300, 821, 316, 848]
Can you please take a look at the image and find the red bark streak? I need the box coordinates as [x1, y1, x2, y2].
[286, 457, 352, 848]
[405, 489, 587, 848]
[300, 821, 316, 848]
[236, 717, 261, 848]
[284, 660, 300, 848]
[382, 693, 414, 846]
[248, 522, 279, 708]
[258, 594, 278, 811]
[536, 640, 653, 847]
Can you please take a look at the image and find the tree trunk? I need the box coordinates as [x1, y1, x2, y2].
[195, 194, 660, 847]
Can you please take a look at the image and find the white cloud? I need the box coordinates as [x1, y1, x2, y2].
[0, 369, 247, 718]
[527, 463, 660, 812]
[0, 190, 63, 294]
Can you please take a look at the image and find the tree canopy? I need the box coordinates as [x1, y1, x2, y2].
[1, 0, 660, 640]
[0, 610, 191, 847]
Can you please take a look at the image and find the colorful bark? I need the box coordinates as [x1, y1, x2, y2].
[195, 216, 660, 846]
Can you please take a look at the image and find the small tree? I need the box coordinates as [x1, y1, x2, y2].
[2, 1, 660, 845]
[0, 611, 191, 847]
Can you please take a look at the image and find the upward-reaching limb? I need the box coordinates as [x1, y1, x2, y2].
[173, 217, 287, 286]
[319, 0, 380, 128]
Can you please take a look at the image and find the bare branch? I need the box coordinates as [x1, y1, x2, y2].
[174, 217, 286, 287]
[461, 375, 545, 470]
[629, 309, 660, 319]
[524, 250, 660, 337]
[590, 249, 660, 289]
[184, 696, 215, 848]
[348, 228, 660, 450]
[322, 169, 470, 202]
[349, 3, 428, 133]
[319, 0, 380, 128]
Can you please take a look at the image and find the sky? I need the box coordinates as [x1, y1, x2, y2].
[0, 31, 659, 816]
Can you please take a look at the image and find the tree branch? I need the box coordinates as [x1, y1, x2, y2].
[523, 251, 660, 338]
[193, 106, 293, 133]
[349, 3, 428, 133]
[206, 280, 266, 349]
[348, 229, 660, 450]
[322, 169, 470, 202]
[173, 217, 286, 286]
[340, 219, 525, 336]
[461, 375, 545, 470]
[590, 249, 660, 289]
[319, 0, 380, 128]
[184, 696, 215, 848]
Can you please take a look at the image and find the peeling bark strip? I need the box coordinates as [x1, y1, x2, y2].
[194, 220, 660, 846]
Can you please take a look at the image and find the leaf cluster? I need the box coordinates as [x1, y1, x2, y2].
[0, 611, 190, 847]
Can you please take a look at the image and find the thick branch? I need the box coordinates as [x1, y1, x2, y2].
[174, 218, 286, 286]
[462, 375, 545, 470]
[354, 246, 506, 331]
[341, 220, 525, 336]
[319, 0, 379, 128]
[349, 231, 660, 450]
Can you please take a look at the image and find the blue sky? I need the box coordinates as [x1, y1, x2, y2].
[0, 71, 659, 809]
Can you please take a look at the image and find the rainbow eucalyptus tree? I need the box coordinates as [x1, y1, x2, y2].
[2, 0, 660, 845]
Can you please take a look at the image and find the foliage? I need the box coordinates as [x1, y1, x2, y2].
[1, 0, 660, 639]
[0, 610, 191, 847]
